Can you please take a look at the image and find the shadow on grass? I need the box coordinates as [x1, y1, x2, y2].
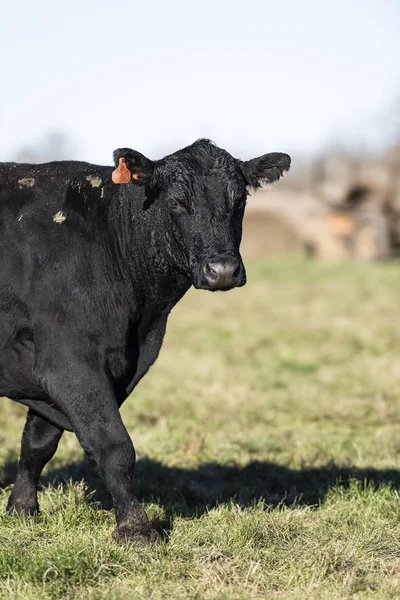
[2, 456, 400, 519]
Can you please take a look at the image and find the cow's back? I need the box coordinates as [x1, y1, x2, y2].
[0, 160, 105, 223]
[0, 160, 113, 332]
[0, 160, 110, 284]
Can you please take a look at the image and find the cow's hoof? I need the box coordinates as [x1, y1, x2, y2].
[112, 525, 160, 545]
[7, 499, 39, 517]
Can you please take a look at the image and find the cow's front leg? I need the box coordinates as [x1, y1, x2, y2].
[7, 410, 63, 515]
[38, 358, 157, 544]
[89, 420, 158, 544]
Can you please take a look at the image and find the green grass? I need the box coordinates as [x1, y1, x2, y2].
[2, 256, 400, 599]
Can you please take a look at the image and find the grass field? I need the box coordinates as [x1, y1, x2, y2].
[2, 256, 400, 599]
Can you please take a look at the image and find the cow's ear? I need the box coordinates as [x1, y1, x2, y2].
[241, 152, 291, 189]
[112, 148, 154, 185]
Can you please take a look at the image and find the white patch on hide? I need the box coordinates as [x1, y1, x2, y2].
[86, 175, 102, 188]
[18, 177, 35, 188]
[53, 211, 66, 223]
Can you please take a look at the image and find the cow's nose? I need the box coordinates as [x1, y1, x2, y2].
[202, 256, 241, 290]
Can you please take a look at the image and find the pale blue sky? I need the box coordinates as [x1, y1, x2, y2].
[1, 0, 399, 164]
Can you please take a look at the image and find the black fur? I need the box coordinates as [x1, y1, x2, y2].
[0, 139, 290, 543]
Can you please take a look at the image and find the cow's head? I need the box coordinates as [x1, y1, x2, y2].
[112, 140, 290, 291]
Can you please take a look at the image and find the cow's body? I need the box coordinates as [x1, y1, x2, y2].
[0, 140, 290, 543]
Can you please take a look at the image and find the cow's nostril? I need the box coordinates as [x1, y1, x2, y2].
[204, 262, 218, 280]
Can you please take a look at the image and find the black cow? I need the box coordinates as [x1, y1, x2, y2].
[0, 139, 290, 543]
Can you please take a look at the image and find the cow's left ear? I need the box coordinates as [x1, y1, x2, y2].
[112, 148, 154, 185]
[241, 152, 291, 189]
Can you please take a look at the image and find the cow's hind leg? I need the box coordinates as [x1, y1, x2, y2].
[7, 410, 63, 515]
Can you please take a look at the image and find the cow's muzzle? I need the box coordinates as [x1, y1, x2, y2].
[197, 255, 246, 291]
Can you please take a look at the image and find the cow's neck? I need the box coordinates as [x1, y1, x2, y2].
[108, 185, 191, 319]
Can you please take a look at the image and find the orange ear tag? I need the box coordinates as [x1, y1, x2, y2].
[112, 157, 132, 184]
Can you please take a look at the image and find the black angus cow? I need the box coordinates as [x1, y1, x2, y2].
[0, 139, 290, 543]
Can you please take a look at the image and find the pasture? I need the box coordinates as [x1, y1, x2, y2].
[1, 256, 400, 599]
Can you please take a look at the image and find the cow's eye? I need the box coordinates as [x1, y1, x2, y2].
[169, 199, 179, 209]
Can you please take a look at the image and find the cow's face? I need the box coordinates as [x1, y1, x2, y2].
[113, 140, 290, 291]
